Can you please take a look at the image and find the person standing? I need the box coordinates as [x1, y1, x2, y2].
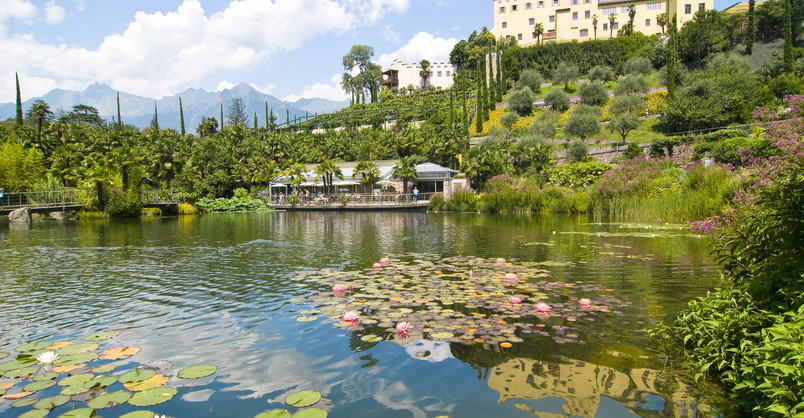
[0, 186, 4, 209]
[412, 187, 419, 203]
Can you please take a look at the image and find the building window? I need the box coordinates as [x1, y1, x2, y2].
[698, 2, 705, 9]
[602, 7, 616, 14]
[646, 2, 662, 10]
[573, 11, 578, 19]
[553, 0, 558, 5]
[603, 23, 608, 30]
[502, 22, 508, 28]
[621, 6, 628, 12]
[500, 6, 505, 13]
[437, 71, 442, 77]
[585, 10, 591, 18]
[646, 18, 650, 26]
[506, 35, 512, 41]
[612, 22, 619, 29]
[532, 32, 537, 38]
[584, 0, 590, 3]
[518, 33, 523, 40]
[685, 4, 691, 13]
[549, 15, 555, 22]
[580, 29, 589, 36]
[538, 1, 544, 7]
[446, 71, 451, 77]
[526, 3, 532, 8]
[512, 5, 518, 11]
[573, 0, 578, 4]
[529, 18, 535, 25]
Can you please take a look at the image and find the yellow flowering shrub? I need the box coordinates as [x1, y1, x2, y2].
[645, 90, 668, 114]
[600, 100, 613, 122]
[513, 113, 537, 131]
[469, 108, 505, 137]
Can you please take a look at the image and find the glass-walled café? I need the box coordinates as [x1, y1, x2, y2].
[268, 161, 458, 200]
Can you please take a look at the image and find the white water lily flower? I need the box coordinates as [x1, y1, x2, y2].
[36, 351, 59, 363]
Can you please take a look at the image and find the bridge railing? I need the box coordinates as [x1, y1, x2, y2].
[1, 190, 84, 210]
[140, 190, 181, 205]
[271, 192, 433, 206]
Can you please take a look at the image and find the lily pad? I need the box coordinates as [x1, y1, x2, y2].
[292, 408, 328, 418]
[24, 380, 56, 392]
[0, 358, 37, 371]
[177, 364, 217, 379]
[15, 342, 52, 354]
[128, 386, 177, 406]
[58, 373, 93, 387]
[54, 352, 98, 366]
[83, 375, 117, 389]
[360, 335, 383, 342]
[34, 372, 60, 381]
[57, 408, 96, 417]
[119, 368, 156, 384]
[0, 352, 8, 360]
[19, 410, 49, 418]
[92, 365, 115, 373]
[430, 332, 454, 339]
[285, 390, 321, 407]
[99, 346, 140, 360]
[124, 374, 168, 391]
[33, 394, 69, 410]
[58, 343, 99, 356]
[5, 367, 38, 379]
[47, 341, 73, 350]
[256, 410, 292, 418]
[85, 331, 120, 341]
[12, 397, 39, 407]
[297, 316, 318, 322]
[119, 412, 157, 418]
[87, 390, 132, 409]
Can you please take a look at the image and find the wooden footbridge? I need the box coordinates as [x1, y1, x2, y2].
[0, 190, 180, 216]
[271, 193, 431, 211]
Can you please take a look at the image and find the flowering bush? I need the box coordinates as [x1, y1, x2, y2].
[595, 157, 675, 199]
[644, 90, 668, 114]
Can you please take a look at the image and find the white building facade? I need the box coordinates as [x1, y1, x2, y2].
[382, 60, 457, 92]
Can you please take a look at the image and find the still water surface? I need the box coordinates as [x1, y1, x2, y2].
[0, 212, 723, 417]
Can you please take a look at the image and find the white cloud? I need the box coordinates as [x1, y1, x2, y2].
[248, 82, 276, 95]
[216, 80, 235, 91]
[378, 32, 458, 69]
[73, 0, 84, 11]
[2, 0, 408, 100]
[45, 1, 66, 24]
[283, 74, 348, 102]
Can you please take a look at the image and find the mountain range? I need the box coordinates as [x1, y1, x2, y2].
[0, 82, 350, 131]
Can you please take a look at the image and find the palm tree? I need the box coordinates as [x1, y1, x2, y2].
[656, 13, 668, 34]
[592, 15, 599, 39]
[609, 13, 617, 38]
[314, 160, 343, 194]
[392, 156, 418, 195]
[285, 163, 307, 189]
[25, 99, 53, 152]
[627, 4, 636, 35]
[419, 60, 432, 90]
[354, 161, 380, 194]
[533, 22, 544, 44]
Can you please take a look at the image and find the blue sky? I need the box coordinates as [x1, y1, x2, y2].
[3, 0, 734, 103]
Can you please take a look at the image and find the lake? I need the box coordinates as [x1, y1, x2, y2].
[0, 212, 724, 417]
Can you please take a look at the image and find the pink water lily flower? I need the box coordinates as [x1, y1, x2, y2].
[509, 296, 522, 305]
[579, 298, 592, 308]
[503, 273, 518, 285]
[373, 263, 382, 269]
[496, 258, 506, 264]
[469, 270, 474, 277]
[333, 284, 346, 296]
[347, 283, 354, 292]
[341, 311, 360, 322]
[396, 321, 412, 336]
[380, 257, 390, 265]
[535, 303, 551, 313]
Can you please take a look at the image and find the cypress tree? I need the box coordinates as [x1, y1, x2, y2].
[746, 0, 755, 55]
[15, 72, 23, 126]
[476, 82, 484, 133]
[496, 50, 503, 102]
[254, 112, 258, 129]
[179, 97, 185, 135]
[220, 104, 224, 130]
[265, 102, 269, 129]
[783, 0, 794, 73]
[269, 108, 276, 131]
[286, 109, 290, 126]
[153, 101, 159, 131]
[117, 92, 122, 126]
[449, 89, 455, 127]
[488, 59, 497, 110]
[462, 91, 469, 140]
[666, 15, 679, 99]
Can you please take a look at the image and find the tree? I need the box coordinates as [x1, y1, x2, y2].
[518, 69, 543, 92]
[15, 72, 23, 126]
[354, 161, 381, 193]
[314, 160, 343, 194]
[609, 14, 617, 38]
[544, 88, 570, 112]
[500, 111, 520, 131]
[179, 97, 186, 135]
[227, 97, 249, 127]
[614, 75, 650, 96]
[25, 99, 53, 147]
[284, 163, 306, 188]
[566, 140, 589, 162]
[533, 22, 544, 44]
[450, 39, 468, 72]
[509, 87, 537, 116]
[392, 156, 418, 195]
[624, 56, 653, 76]
[783, 0, 794, 73]
[657, 13, 668, 34]
[678, 10, 729, 61]
[609, 112, 641, 142]
[116, 92, 122, 126]
[342, 45, 383, 103]
[529, 114, 557, 139]
[61, 105, 104, 126]
[152, 101, 159, 130]
[419, 59, 432, 90]
[553, 62, 580, 89]
[578, 81, 609, 106]
[592, 15, 599, 39]
[628, 4, 637, 35]
[564, 104, 601, 140]
[196, 117, 218, 137]
[611, 94, 646, 115]
[666, 14, 679, 98]
[588, 65, 615, 82]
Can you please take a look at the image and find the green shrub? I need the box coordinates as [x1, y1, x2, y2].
[142, 208, 162, 216]
[624, 56, 653, 76]
[547, 161, 614, 188]
[233, 188, 249, 199]
[529, 118, 556, 139]
[587, 65, 615, 82]
[500, 111, 520, 130]
[566, 139, 590, 162]
[564, 105, 602, 140]
[614, 75, 650, 96]
[623, 142, 644, 159]
[104, 189, 142, 218]
[702, 129, 746, 143]
[544, 88, 570, 112]
[178, 203, 198, 215]
[578, 81, 609, 106]
[428, 193, 446, 211]
[509, 87, 537, 116]
[517, 69, 543, 92]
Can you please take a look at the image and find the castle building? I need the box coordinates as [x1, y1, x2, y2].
[492, 0, 714, 44]
[382, 60, 457, 92]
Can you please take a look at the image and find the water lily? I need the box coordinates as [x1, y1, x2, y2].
[496, 258, 506, 264]
[535, 303, 551, 313]
[380, 257, 390, 265]
[341, 311, 360, 322]
[503, 273, 518, 285]
[509, 296, 522, 305]
[347, 283, 354, 292]
[36, 351, 59, 364]
[373, 263, 382, 269]
[333, 284, 346, 296]
[469, 270, 474, 277]
[579, 298, 592, 308]
[396, 321, 411, 336]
